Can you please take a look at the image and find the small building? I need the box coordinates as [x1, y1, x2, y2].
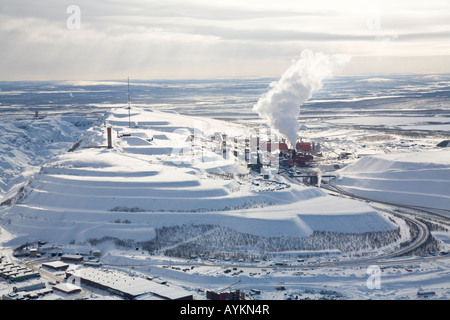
[206, 289, 245, 300]
[83, 261, 102, 267]
[29, 248, 38, 257]
[9, 270, 40, 282]
[437, 140, 450, 148]
[250, 289, 261, 295]
[2, 292, 24, 300]
[417, 290, 435, 297]
[60, 254, 84, 263]
[53, 282, 82, 295]
[91, 250, 101, 257]
[13, 280, 46, 292]
[42, 261, 69, 271]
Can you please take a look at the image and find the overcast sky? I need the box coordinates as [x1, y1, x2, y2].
[0, 0, 449, 80]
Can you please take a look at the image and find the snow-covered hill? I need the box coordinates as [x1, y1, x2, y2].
[0, 108, 395, 249]
[335, 150, 450, 211]
[0, 116, 93, 203]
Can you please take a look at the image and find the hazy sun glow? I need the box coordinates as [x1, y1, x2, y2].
[0, 0, 449, 80]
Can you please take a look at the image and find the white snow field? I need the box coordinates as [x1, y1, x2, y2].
[1, 106, 450, 302]
[335, 150, 450, 212]
[326, 116, 450, 132]
[2, 76, 450, 302]
[0, 107, 396, 246]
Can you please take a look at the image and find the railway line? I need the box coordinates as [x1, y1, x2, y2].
[324, 182, 450, 260]
[283, 174, 449, 265]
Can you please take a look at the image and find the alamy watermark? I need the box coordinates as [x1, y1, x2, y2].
[169, 121, 283, 170]
[366, 6, 398, 43]
[66, 5, 81, 30]
[366, 265, 381, 290]
[366, 6, 382, 31]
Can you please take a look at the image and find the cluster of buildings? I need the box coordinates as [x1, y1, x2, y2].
[2, 280, 52, 300]
[0, 262, 40, 282]
[211, 130, 321, 176]
[247, 138, 321, 175]
[2, 256, 194, 300]
[277, 140, 321, 168]
[1, 261, 50, 300]
[2, 242, 199, 300]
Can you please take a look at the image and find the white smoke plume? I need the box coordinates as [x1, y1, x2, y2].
[253, 49, 350, 147]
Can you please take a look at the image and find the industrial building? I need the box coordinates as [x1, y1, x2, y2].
[52, 282, 82, 295]
[13, 280, 46, 292]
[60, 254, 84, 263]
[65, 267, 193, 300]
[206, 289, 245, 300]
[203, 130, 322, 179]
[248, 138, 320, 174]
[9, 270, 40, 282]
[437, 140, 450, 148]
[42, 261, 70, 271]
[0, 262, 40, 282]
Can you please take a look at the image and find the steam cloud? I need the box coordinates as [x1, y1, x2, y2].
[253, 49, 350, 147]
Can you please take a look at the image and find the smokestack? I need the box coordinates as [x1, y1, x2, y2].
[107, 126, 112, 149]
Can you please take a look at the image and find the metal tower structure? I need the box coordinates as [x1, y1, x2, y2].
[127, 76, 131, 128]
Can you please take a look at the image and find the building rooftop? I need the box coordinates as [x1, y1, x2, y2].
[53, 282, 81, 294]
[68, 267, 192, 300]
[42, 261, 69, 270]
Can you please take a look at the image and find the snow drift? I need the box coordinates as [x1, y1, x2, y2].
[335, 150, 450, 211]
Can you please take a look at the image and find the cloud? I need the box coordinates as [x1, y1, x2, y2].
[0, 0, 449, 80]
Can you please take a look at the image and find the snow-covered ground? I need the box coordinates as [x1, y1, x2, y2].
[326, 116, 450, 132]
[0, 108, 395, 247]
[1, 76, 450, 301]
[0, 116, 93, 202]
[335, 150, 450, 213]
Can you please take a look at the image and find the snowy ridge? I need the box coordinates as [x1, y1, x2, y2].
[336, 151, 450, 211]
[1, 108, 396, 247]
[0, 116, 92, 200]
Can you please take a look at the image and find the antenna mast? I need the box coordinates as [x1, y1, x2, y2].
[127, 76, 131, 128]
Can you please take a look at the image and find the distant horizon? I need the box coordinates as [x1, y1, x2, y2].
[2, 71, 450, 83]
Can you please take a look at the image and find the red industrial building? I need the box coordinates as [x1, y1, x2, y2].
[277, 141, 315, 168]
[245, 135, 319, 171]
[296, 142, 312, 153]
[206, 289, 245, 300]
[52, 283, 82, 295]
[266, 142, 289, 152]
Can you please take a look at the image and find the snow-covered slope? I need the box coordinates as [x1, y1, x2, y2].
[0, 108, 396, 247]
[0, 116, 93, 203]
[335, 150, 450, 211]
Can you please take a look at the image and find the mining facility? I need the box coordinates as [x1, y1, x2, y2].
[107, 120, 324, 186]
[208, 128, 324, 185]
[216, 130, 321, 172]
